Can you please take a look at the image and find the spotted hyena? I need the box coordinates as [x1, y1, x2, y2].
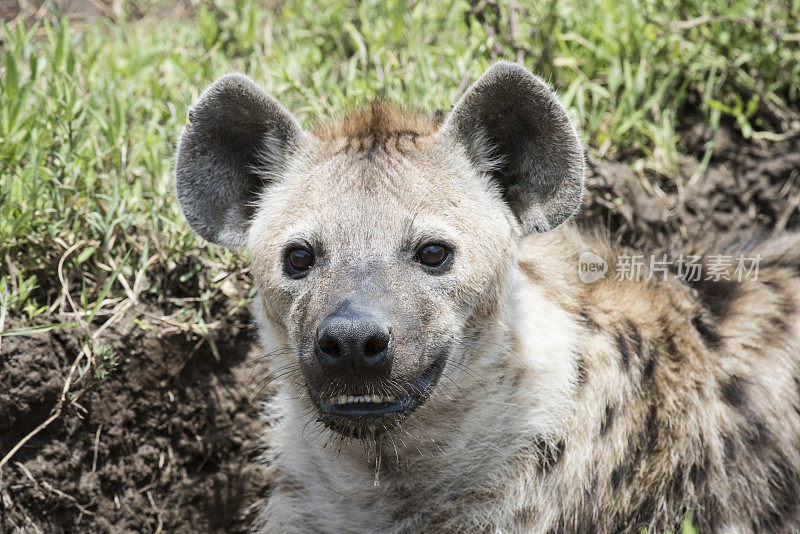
[175, 62, 800, 533]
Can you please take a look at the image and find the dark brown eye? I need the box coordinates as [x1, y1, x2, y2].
[415, 244, 451, 269]
[285, 247, 314, 276]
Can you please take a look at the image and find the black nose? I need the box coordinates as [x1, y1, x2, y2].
[315, 306, 392, 377]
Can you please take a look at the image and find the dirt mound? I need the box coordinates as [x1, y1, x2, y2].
[1, 314, 272, 533]
[582, 131, 800, 251]
[1, 129, 798, 532]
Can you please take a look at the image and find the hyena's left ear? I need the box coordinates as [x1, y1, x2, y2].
[176, 74, 303, 248]
[443, 62, 585, 234]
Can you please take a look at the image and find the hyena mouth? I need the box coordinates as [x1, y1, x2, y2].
[316, 356, 445, 436]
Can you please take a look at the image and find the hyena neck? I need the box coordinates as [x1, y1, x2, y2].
[378, 265, 582, 476]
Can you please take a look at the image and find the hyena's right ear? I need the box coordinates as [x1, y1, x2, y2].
[176, 74, 302, 248]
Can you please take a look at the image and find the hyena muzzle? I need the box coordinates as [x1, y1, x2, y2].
[175, 62, 800, 533]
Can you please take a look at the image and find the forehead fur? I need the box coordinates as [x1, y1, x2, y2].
[312, 101, 440, 149]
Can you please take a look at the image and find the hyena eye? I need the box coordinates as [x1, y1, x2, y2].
[285, 246, 315, 277]
[415, 244, 452, 270]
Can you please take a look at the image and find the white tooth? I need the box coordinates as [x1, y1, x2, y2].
[371, 395, 380, 403]
[338, 395, 346, 404]
[347, 395, 355, 403]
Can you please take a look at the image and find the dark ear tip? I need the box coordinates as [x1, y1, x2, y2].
[193, 72, 261, 111]
[485, 60, 525, 74]
[483, 61, 553, 93]
[212, 72, 258, 90]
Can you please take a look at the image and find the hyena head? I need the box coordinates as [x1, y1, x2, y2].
[176, 62, 584, 440]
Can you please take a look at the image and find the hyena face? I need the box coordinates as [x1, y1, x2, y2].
[176, 62, 585, 438]
[246, 133, 519, 437]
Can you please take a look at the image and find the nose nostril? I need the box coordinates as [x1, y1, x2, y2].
[363, 333, 389, 360]
[317, 334, 341, 359]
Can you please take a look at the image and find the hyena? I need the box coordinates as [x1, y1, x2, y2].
[175, 62, 800, 533]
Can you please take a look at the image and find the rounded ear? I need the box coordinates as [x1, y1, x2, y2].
[175, 74, 302, 247]
[442, 62, 585, 235]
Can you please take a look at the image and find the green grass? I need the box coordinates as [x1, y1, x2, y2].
[1, 1, 797, 528]
[0, 1, 798, 338]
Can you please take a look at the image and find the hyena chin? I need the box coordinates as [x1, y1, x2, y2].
[176, 62, 800, 533]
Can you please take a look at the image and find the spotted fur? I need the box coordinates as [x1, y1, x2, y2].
[175, 63, 800, 533]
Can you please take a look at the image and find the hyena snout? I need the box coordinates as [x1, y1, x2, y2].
[306, 295, 447, 437]
[315, 304, 392, 378]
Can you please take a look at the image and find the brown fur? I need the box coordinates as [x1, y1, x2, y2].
[313, 101, 439, 142]
[175, 64, 800, 534]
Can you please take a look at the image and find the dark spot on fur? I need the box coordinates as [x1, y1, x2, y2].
[529, 438, 565, 473]
[744, 418, 771, 448]
[610, 465, 625, 490]
[768, 314, 791, 334]
[644, 404, 659, 449]
[721, 375, 749, 409]
[690, 462, 707, 489]
[689, 276, 739, 319]
[600, 405, 614, 436]
[616, 330, 631, 370]
[519, 261, 541, 282]
[513, 507, 536, 528]
[629, 495, 658, 529]
[763, 280, 779, 291]
[777, 294, 797, 316]
[548, 440, 566, 471]
[510, 368, 525, 389]
[722, 434, 735, 463]
[641, 353, 656, 383]
[626, 320, 643, 356]
[666, 336, 683, 363]
[579, 310, 600, 332]
[692, 314, 722, 345]
[668, 464, 685, 496]
[277, 475, 306, 496]
[575, 358, 587, 388]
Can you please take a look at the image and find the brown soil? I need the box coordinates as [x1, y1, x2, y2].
[1, 125, 798, 532]
[1, 315, 272, 533]
[581, 130, 800, 252]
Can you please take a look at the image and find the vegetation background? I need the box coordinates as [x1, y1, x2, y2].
[0, 0, 798, 531]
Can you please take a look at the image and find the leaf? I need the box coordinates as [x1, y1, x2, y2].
[75, 246, 97, 265]
[0, 322, 78, 337]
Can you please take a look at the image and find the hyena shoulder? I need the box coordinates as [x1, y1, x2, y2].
[515, 227, 800, 532]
